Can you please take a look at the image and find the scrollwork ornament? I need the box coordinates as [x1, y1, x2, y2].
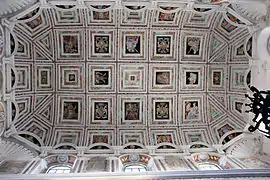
[198, 153, 209, 162]
[0, 112, 5, 121]
[0, 25, 3, 58]
[57, 154, 69, 164]
[129, 154, 140, 163]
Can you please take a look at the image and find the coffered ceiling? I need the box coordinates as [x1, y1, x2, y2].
[8, 0, 254, 151]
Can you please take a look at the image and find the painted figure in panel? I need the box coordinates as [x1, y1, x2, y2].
[41, 71, 48, 85]
[184, 101, 199, 120]
[26, 15, 42, 29]
[186, 72, 199, 85]
[157, 135, 172, 143]
[186, 37, 200, 55]
[63, 102, 79, 120]
[125, 36, 140, 54]
[93, 135, 108, 143]
[213, 71, 221, 86]
[234, 71, 245, 86]
[158, 7, 177, 21]
[125, 102, 140, 120]
[235, 102, 243, 113]
[91, 5, 110, 20]
[156, 71, 170, 85]
[218, 124, 234, 137]
[63, 35, 78, 54]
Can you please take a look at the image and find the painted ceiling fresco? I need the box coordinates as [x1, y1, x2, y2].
[9, 1, 253, 150]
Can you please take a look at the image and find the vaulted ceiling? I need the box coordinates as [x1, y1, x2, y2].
[8, 1, 254, 150]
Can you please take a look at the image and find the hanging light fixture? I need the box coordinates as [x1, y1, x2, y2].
[245, 85, 270, 138]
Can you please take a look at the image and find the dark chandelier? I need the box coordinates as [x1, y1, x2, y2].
[245, 86, 270, 138]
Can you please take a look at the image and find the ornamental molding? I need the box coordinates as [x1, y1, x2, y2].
[226, 134, 263, 158]
[0, 138, 35, 162]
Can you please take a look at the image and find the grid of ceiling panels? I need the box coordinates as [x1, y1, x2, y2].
[12, 4, 251, 148]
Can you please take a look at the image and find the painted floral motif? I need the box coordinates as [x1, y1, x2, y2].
[155, 102, 169, 119]
[94, 102, 108, 120]
[94, 71, 109, 85]
[124, 102, 140, 120]
[156, 37, 171, 54]
[94, 35, 109, 53]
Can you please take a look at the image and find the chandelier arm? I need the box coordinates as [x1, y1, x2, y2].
[251, 113, 260, 122]
[248, 117, 263, 132]
[262, 116, 270, 130]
